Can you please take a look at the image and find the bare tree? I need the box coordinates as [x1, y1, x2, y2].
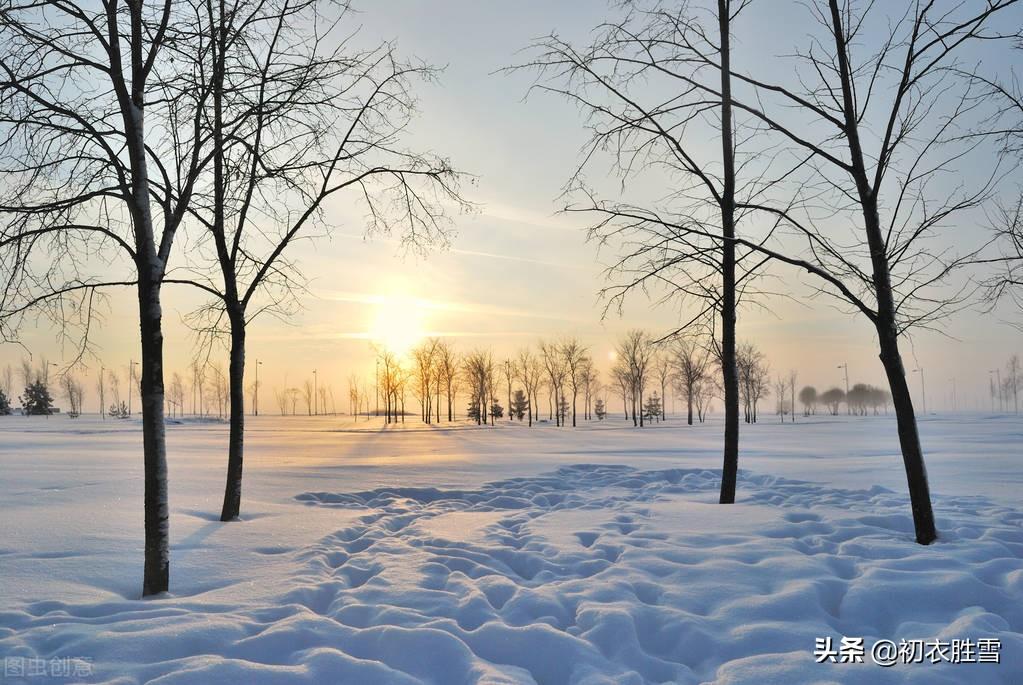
[799, 386, 817, 416]
[526, 1, 1021, 543]
[616, 330, 654, 427]
[672, 338, 710, 426]
[0, 0, 219, 593]
[774, 375, 788, 423]
[516, 347, 543, 427]
[165, 0, 466, 521]
[412, 339, 440, 424]
[60, 373, 84, 418]
[435, 340, 459, 422]
[539, 340, 567, 426]
[580, 357, 597, 421]
[1008, 354, 1021, 414]
[519, 1, 753, 495]
[561, 338, 587, 427]
[1, 364, 12, 400]
[301, 378, 314, 416]
[690, 0, 1019, 543]
[653, 353, 672, 422]
[788, 370, 797, 423]
[96, 367, 106, 420]
[462, 349, 495, 426]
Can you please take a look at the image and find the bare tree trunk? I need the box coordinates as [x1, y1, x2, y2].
[687, 387, 694, 426]
[718, 0, 740, 505]
[220, 314, 245, 521]
[138, 278, 169, 596]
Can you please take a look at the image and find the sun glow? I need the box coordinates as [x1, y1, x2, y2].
[368, 294, 428, 356]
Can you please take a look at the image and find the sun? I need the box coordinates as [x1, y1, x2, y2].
[369, 295, 427, 356]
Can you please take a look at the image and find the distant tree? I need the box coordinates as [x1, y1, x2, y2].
[653, 354, 672, 422]
[774, 376, 789, 423]
[672, 338, 710, 426]
[501, 359, 515, 423]
[169, 373, 185, 420]
[643, 393, 662, 423]
[61, 374, 85, 418]
[868, 386, 892, 415]
[489, 401, 504, 421]
[557, 394, 570, 424]
[594, 398, 606, 420]
[788, 371, 797, 423]
[847, 384, 871, 416]
[96, 369, 107, 420]
[612, 361, 632, 422]
[510, 390, 528, 421]
[1008, 355, 1021, 415]
[539, 340, 567, 426]
[412, 340, 440, 424]
[617, 330, 654, 427]
[694, 377, 717, 423]
[580, 357, 597, 421]
[515, 348, 544, 427]
[21, 380, 54, 415]
[737, 343, 769, 424]
[821, 388, 846, 416]
[799, 386, 818, 416]
[110, 401, 130, 419]
[463, 349, 495, 426]
[0, 388, 11, 415]
[561, 339, 587, 427]
[301, 379, 314, 416]
[436, 341, 460, 422]
[2, 364, 14, 407]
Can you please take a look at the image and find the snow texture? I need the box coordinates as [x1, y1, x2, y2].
[0, 413, 1020, 683]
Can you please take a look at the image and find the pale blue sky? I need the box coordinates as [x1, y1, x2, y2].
[3, 0, 1021, 412]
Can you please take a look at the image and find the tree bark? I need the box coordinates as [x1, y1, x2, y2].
[220, 313, 245, 521]
[138, 278, 169, 596]
[718, 0, 740, 505]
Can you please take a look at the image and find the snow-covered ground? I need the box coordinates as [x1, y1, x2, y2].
[0, 413, 1020, 683]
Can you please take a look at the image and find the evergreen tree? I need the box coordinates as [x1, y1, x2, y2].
[489, 401, 504, 421]
[643, 393, 662, 423]
[0, 388, 11, 415]
[594, 398, 606, 420]
[466, 398, 481, 423]
[557, 395, 570, 424]
[21, 380, 54, 415]
[510, 390, 528, 420]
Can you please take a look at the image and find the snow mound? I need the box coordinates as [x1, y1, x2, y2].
[2, 463, 1020, 683]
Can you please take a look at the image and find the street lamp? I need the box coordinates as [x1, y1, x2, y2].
[912, 367, 926, 415]
[312, 369, 318, 416]
[254, 359, 262, 416]
[837, 363, 849, 414]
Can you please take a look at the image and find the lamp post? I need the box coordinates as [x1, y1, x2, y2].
[312, 369, 318, 416]
[837, 363, 849, 414]
[912, 367, 926, 415]
[254, 359, 262, 416]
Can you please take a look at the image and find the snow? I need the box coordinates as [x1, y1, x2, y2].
[0, 413, 1020, 683]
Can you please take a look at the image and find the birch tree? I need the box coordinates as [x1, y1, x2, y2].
[0, 0, 210, 594]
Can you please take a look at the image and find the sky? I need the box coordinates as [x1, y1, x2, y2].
[2, 0, 1021, 413]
